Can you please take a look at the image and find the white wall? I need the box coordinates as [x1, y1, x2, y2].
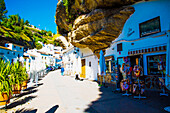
[0, 44, 24, 63]
[80, 48, 98, 80]
[106, 0, 170, 59]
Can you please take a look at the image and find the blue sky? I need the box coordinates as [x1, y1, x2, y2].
[4, 0, 58, 34]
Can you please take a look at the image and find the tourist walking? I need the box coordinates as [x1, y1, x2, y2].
[61, 67, 64, 76]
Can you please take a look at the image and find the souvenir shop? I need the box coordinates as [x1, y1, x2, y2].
[116, 56, 143, 95]
[128, 45, 167, 90]
[104, 55, 118, 83]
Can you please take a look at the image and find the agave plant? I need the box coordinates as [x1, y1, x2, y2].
[0, 60, 12, 96]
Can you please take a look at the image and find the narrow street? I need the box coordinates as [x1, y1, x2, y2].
[2, 70, 169, 113]
[5, 70, 101, 113]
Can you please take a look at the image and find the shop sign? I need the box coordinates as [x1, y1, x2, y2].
[127, 28, 135, 37]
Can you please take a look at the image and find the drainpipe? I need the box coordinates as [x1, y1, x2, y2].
[165, 24, 170, 91]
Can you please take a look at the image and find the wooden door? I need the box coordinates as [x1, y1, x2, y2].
[81, 59, 86, 78]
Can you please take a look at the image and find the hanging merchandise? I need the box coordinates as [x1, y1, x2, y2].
[133, 65, 143, 77]
[123, 81, 129, 90]
[123, 57, 128, 63]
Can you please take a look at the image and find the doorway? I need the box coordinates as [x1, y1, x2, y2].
[81, 59, 86, 78]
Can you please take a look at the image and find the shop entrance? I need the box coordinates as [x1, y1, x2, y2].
[129, 55, 143, 68]
[81, 59, 86, 78]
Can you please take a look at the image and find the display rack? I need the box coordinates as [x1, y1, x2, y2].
[122, 80, 131, 96]
[134, 78, 146, 99]
[160, 71, 168, 96]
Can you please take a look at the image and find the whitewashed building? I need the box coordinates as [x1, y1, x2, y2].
[79, 48, 98, 80]
[37, 42, 63, 66]
[62, 45, 80, 76]
[105, 0, 170, 90]
[0, 43, 24, 62]
[24, 49, 46, 73]
[54, 46, 63, 65]
[62, 44, 99, 80]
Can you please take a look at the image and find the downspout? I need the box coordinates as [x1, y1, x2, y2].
[165, 24, 170, 90]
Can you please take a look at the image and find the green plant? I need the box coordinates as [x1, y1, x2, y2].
[10, 62, 23, 85]
[35, 42, 43, 50]
[10, 62, 28, 85]
[0, 60, 12, 96]
[0, 0, 8, 21]
[63, 0, 69, 16]
[20, 66, 28, 81]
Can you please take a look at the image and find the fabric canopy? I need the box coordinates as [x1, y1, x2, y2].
[99, 50, 106, 75]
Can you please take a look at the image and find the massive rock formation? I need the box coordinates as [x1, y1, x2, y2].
[55, 0, 147, 55]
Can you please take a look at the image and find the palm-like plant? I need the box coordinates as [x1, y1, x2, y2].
[10, 61, 23, 86]
[10, 61, 29, 92]
[21, 66, 28, 82]
[0, 60, 12, 96]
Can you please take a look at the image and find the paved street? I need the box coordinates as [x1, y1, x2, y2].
[4, 70, 101, 113]
[1, 70, 169, 113]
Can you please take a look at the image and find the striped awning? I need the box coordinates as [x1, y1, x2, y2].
[128, 45, 166, 56]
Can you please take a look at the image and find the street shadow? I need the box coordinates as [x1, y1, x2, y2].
[33, 83, 43, 87]
[23, 83, 43, 92]
[5, 96, 37, 109]
[13, 89, 38, 98]
[15, 108, 37, 113]
[23, 86, 37, 91]
[84, 83, 170, 113]
[45, 105, 59, 113]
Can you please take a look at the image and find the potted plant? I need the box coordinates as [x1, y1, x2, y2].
[10, 61, 23, 94]
[0, 60, 12, 105]
[21, 66, 28, 90]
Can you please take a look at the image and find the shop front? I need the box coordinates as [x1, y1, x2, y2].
[143, 52, 166, 90]
[97, 55, 118, 87]
[128, 45, 167, 90]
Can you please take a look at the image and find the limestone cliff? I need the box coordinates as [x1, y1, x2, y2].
[55, 0, 148, 55]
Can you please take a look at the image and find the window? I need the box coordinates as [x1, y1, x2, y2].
[20, 47, 22, 50]
[32, 57, 35, 60]
[13, 52, 15, 55]
[14, 46, 16, 48]
[18, 54, 20, 58]
[117, 43, 122, 52]
[147, 54, 166, 75]
[106, 61, 110, 73]
[7, 52, 9, 54]
[89, 62, 91, 67]
[139, 16, 161, 37]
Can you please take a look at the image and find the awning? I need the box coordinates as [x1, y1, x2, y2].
[105, 55, 115, 61]
[128, 45, 166, 56]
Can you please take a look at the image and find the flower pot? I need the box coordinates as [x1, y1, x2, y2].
[0, 93, 10, 106]
[22, 81, 28, 90]
[12, 84, 22, 94]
